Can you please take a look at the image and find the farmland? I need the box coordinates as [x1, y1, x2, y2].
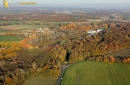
[0, 35, 24, 41]
[0, 25, 32, 30]
[23, 77, 56, 85]
[60, 61, 130, 85]
[0, 21, 62, 31]
[0, 28, 12, 32]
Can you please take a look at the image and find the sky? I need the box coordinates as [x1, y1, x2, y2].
[1, 0, 130, 8]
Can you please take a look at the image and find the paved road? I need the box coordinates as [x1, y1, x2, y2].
[55, 61, 83, 85]
[55, 65, 68, 85]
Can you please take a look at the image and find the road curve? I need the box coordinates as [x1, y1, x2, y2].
[55, 61, 83, 85]
[55, 65, 68, 85]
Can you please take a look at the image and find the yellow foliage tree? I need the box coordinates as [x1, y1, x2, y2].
[109, 23, 116, 28]
[5, 77, 16, 85]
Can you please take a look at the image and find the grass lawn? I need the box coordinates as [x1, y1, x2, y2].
[60, 61, 130, 85]
[23, 77, 56, 85]
[0, 35, 24, 42]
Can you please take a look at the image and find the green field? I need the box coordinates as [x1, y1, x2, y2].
[61, 61, 130, 85]
[0, 22, 60, 31]
[23, 77, 56, 85]
[0, 35, 24, 42]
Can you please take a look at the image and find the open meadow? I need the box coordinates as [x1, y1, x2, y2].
[23, 77, 56, 85]
[0, 35, 24, 42]
[60, 61, 130, 85]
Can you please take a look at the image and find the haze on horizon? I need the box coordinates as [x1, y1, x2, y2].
[0, 0, 130, 8]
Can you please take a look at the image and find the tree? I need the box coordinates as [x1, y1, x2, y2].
[91, 23, 98, 30]
[101, 23, 108, 29]
[109, 23, 116, 28]
[103, 56, 109, 63]
[32, 61, 37, 70]
[23, 21, 28, 24]
[109, 56, 116, 63]
[5, 77, 16, 85]
[67, 23, 76, 30]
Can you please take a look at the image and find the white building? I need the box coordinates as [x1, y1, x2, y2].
[88, 30, 97, 34]
[37, 28, 50, 33]
[96, 29, 103, 32]
[88, 29, 103, 34]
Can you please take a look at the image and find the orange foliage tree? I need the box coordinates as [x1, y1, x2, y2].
[109, 23, 116, 28]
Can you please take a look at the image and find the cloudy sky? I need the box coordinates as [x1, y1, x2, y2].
[1, 0, 130, 8]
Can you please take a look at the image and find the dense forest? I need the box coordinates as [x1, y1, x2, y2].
[48, 22, 130, 63]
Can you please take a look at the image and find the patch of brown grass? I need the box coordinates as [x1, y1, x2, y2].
[0, 25, 31, 30]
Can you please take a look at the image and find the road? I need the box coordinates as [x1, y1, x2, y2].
[55, 65, 68, 85]
[55, 61, 83, 85]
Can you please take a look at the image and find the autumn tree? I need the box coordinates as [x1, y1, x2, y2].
[109, 23, 116, 28]
[5, 77, 16, 85]
[109, 56, 116, 64]
[103, 56, 109, 63]
[101, 23, 108, 29]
